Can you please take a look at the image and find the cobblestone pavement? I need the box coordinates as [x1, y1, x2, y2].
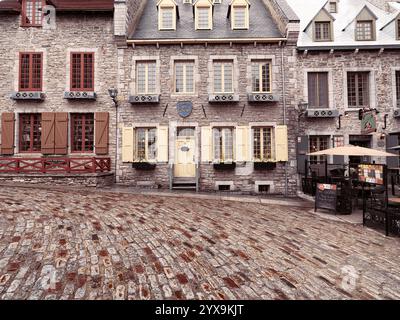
[0, 186, 399, 300]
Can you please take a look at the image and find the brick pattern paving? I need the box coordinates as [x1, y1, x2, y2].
[0, 186, 399, 300]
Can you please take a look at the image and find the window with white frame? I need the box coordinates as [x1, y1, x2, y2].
[233, 6, 247, 29]
[175, 61, 195, 94]
[160, 7, 175, 30]
[196, 6, 211, 29]
[213, 61, 234, 93]
[253, 127, 273, 161]
[135, 128, 157, 161]
[136, 61, 157, 94]
[251, 61, 271, 93]
[213, 127, 234, 162]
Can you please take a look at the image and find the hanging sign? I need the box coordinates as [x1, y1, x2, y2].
[361, 111, 377, 134]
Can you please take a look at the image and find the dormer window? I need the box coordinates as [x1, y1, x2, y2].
[158, 0, 178, 30]
[314, 21, 332, 41]
[21, 0, 44, 27]
[195, 0, 213, 30]
[356, 20, 374, 41]
[229, 0, 250, 30]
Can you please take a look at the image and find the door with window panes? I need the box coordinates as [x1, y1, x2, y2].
[174, 128, 196, 178]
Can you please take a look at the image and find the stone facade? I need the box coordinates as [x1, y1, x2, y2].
[114, 0, 300, 196]
[296, 49, 400, 168]
[0, 6, 117, 185]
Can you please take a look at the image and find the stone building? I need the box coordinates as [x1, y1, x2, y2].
[286, 0, 400, 177]
[113, 0, 300, 195]
[0, 0, 116, 186]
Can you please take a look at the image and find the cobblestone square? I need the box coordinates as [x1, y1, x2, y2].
[0, 186, 399, 300]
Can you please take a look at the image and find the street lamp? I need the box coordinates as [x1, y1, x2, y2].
[108, 88, 119, 183]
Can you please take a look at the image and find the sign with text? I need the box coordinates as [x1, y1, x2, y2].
[315, 183, 337, 213]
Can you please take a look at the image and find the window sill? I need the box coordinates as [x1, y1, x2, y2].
[213, 162, 236, 170]
[64, 91, 97, 100]
[11, 91, 45, 100]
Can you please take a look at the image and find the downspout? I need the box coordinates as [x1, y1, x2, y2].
[281, 43, 288, 197]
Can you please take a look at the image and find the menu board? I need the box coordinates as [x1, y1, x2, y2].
[358, 164, 384, 185]
[315, 183, 337, 212]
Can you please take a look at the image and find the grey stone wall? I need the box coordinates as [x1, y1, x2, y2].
[0, 12, 118, 172]
[296, 49, 400, 164]
[116, 43, 299, 196]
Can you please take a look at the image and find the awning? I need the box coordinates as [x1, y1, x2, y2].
[307, 145, 397, 157]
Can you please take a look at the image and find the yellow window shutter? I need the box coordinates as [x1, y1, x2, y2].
[122, 127, 134, 163]
[201, 126, 212, 162]
[157, 126, 169, 162]
[275, 125, 288, 162]
[235, 126, 250, 162]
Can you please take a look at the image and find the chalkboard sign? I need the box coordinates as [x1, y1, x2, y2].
[315, 183, 337, 213]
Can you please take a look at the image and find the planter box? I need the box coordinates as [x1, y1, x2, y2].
[254, 162, 276, 170]
[132, 162, 157, 170]
[213, 163, 236, 170]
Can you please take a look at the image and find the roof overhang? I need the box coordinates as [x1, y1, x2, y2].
[298, 44, 400, 51]
[127, 37, 288, 46]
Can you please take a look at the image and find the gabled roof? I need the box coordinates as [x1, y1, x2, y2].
[303, 6, 336, 32]
[380, 11, 400, 30]
[286, 0, 400, 49]
[342, 5, 378, 31]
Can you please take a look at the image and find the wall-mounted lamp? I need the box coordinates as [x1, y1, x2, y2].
[108, 88, 118, 107]
[337, 114, 343, 130]
[383, 114, 388, 130]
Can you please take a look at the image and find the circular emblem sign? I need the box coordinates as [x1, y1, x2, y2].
[177, 101, 193, 118]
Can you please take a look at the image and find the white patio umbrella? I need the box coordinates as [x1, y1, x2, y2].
[307, 145, 398, 157]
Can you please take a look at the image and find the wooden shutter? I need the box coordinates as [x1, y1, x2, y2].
[1, 113, 15, 155]
[297, 135, 309, 174]
[95, 112, 109, 155]
[308, 73, 317, 108]
[122, 127, 134, 162]
[201, 126, 212, 162]
[54, 113, 68, 155]
[157, 126, 169, 162]
[275, 125, 288, 162]
[235, 126, 250, 162]
[41, 112, 55, 154]
[318, 72, 329, 108]
[387, 134, 400, 169]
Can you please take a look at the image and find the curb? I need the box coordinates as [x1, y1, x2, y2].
[0, 182, 313, 208]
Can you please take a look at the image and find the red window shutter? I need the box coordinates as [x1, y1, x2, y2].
[1, 113, 15, 155]
[54, 113, 68, 155]
[95, 112, 109, 155]
[41, 112, 55, 154]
